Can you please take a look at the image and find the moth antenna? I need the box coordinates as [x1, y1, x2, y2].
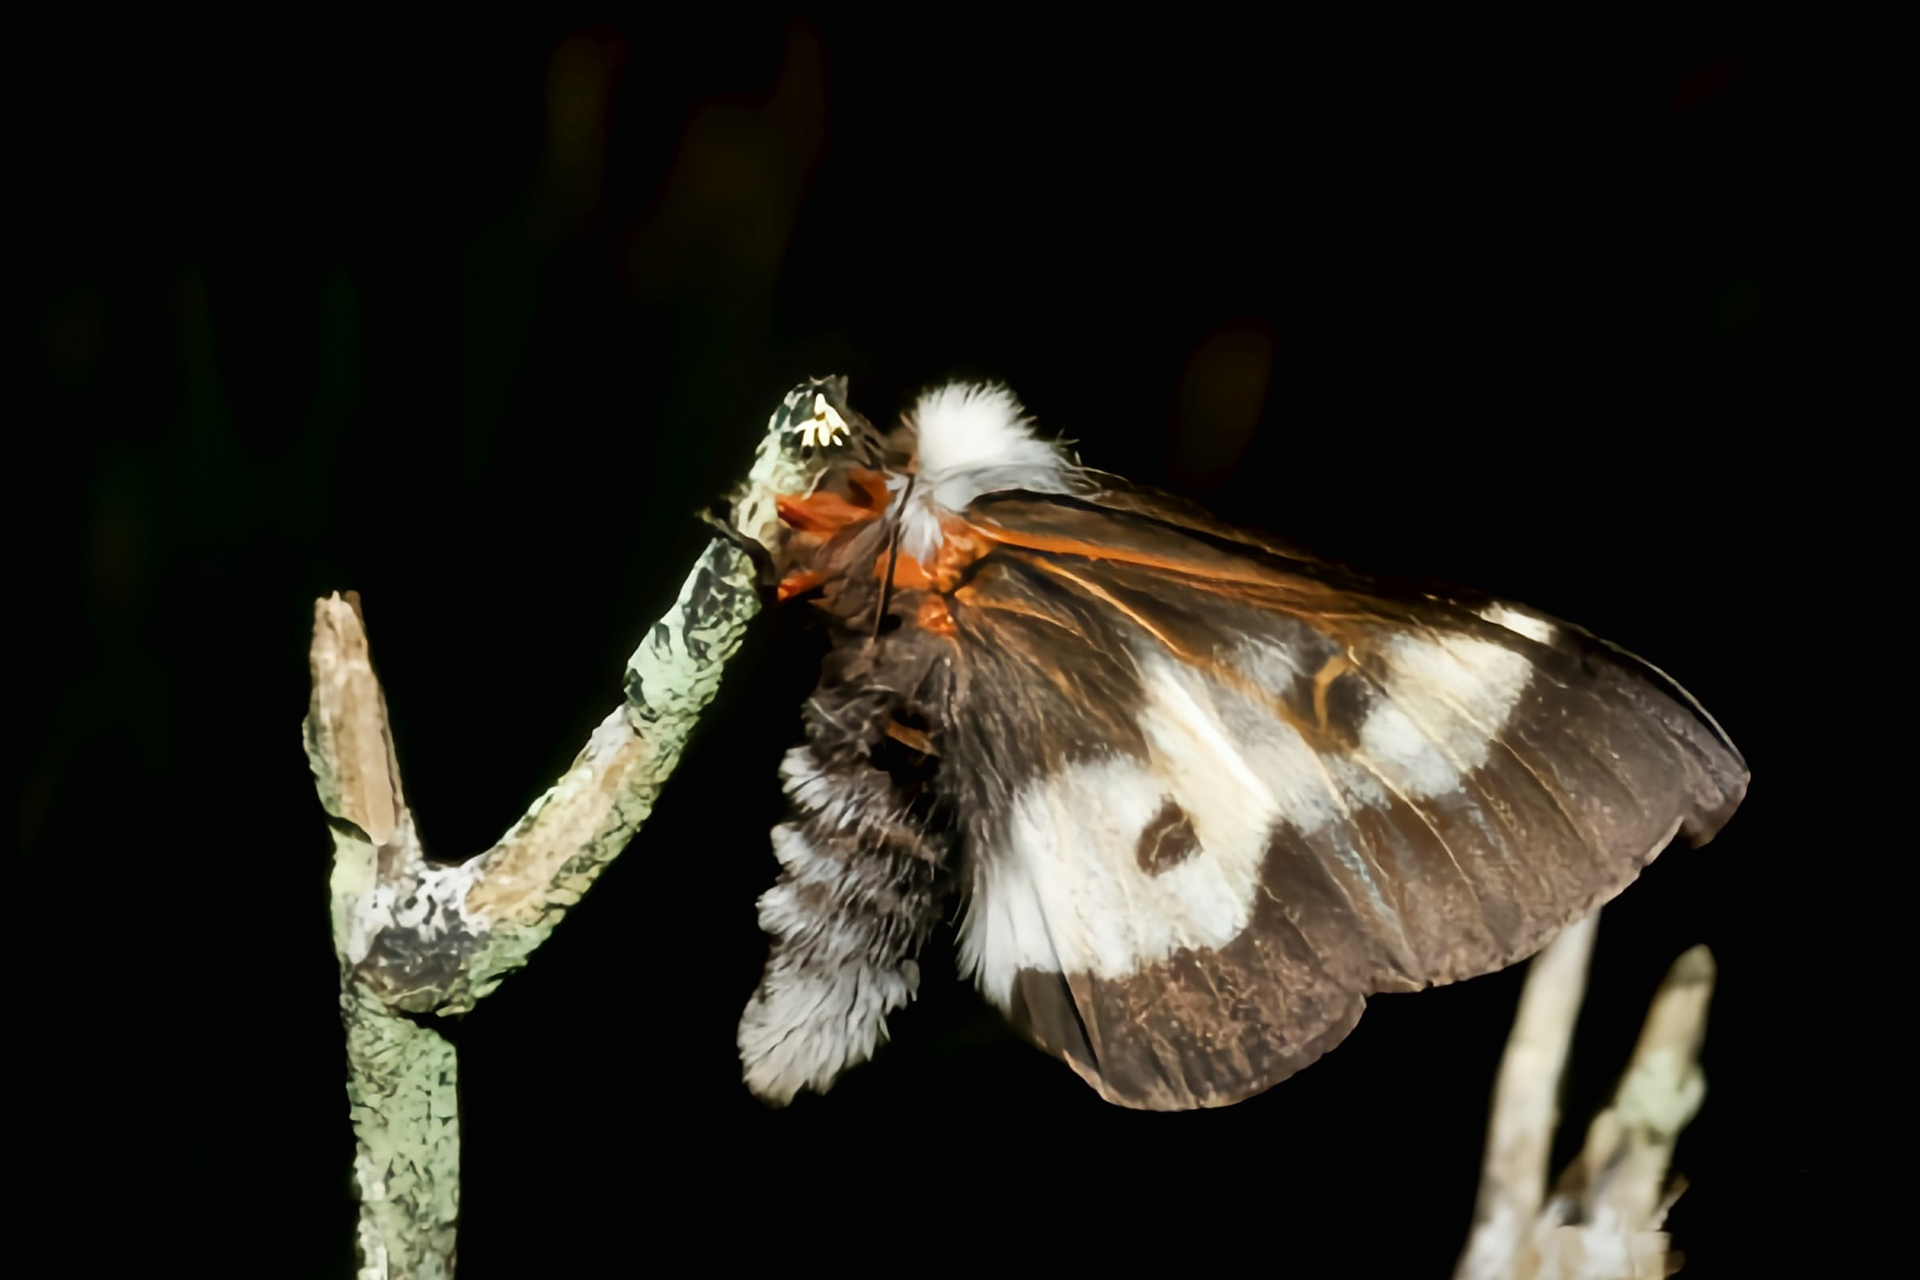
[870, 473, 914, 642]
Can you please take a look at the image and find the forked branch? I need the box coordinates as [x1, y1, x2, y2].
[303, 381, 841, 1278]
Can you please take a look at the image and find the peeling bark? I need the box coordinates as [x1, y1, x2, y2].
[304, 381, 838, 1278]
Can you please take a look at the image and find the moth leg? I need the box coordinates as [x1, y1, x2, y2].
[738, 742, 947, 1105]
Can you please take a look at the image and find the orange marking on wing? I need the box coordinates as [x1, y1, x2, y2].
[1009, 552, 1338, 749]
[970, 514, 1387, 640]
[914, 594, 956, 635]
[967, 517, 1359, 610]
[1012, 554, 1190, 654]
[1311, 653, 1352, 732]
[950, 583, 1080, 634]
[883, 717, 937, 754]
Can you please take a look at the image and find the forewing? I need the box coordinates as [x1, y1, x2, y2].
[943, 491, 1747, 1110]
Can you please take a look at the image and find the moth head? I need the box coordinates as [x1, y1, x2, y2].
[757, 377, 1085, 610]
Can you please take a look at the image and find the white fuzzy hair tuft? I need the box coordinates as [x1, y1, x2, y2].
[897, 381, 1073, 560]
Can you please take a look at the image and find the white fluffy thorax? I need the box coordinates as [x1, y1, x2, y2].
[895, 381, 1073, 561]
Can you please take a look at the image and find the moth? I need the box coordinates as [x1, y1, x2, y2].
[735, 376, 1747, 1110]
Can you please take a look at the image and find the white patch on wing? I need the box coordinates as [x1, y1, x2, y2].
[962, 631, 1535, 998]
[1234, 633, 1314, 690]
[1149, 653, 1347, 836]
[1356, 632, 1533, 799]
[1478, 602, 1557, 645]
[895, 381, 1072, 561]
[964, 652, 1363, 1000]
[1359, 701, 1460, 795]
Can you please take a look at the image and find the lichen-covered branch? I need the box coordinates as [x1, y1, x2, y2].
[1457, 914, 1600, 1280]
[1455, 914, 1717, 1280]
[1534, 945, 1714, 1279]
[303, 379, 846, 1279]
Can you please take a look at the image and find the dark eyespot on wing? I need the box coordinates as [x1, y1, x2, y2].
[1135, 797, 1202, 874]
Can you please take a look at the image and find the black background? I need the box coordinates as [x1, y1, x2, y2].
[27, 13, 1830, 1277]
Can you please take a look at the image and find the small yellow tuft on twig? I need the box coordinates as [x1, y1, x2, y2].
[796, 391, 850, 448]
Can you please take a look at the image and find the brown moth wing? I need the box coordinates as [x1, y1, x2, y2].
[940, 489, 1747, 1110]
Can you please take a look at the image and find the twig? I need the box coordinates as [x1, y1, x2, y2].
[1456, 914, 1717, 1280]
[303, 380, 839, 1278]
[1458, 914, 1601, 1280]
[1535, 945, 1714, 1279]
